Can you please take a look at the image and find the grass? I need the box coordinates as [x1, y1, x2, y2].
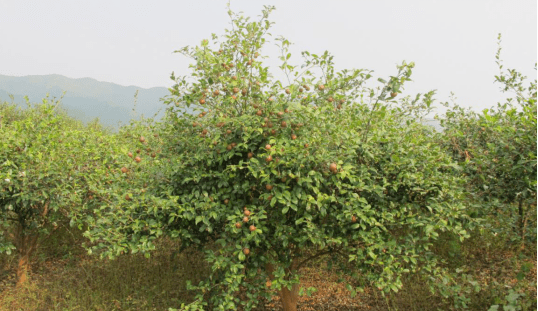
[0, 207, 536, 311]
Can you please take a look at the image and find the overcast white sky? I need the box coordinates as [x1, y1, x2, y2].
[1, 0, 536, 112]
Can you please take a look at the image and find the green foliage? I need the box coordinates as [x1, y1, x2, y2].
[0, 94, 132, 284]
[437, 34, 537, 248]
[83, 7, 471, 311]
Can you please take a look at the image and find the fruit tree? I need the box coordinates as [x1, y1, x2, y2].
[85, 6, 471, 311]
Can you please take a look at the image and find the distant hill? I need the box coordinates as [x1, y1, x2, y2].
[0, 74, 170, 131]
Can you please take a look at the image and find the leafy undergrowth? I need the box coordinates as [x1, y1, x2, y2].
[0, 229, 535, 311]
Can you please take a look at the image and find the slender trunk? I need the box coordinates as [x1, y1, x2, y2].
[518, 198, 525, 249]
[14, 233, 38, 287]
[16, 252, 30, 287]
[266, 260, 300, 311]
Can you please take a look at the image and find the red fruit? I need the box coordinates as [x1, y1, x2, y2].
[243, 216, 249, 223]
[352, 215, 357, 223]
[243, 248, 250, 255]
[256, 110, 263, 116]
[244, 210, 251, 216]
[199, 98, 206, 105]
[224, 199, 229, 205]
[285, 89, 290, 94]
[139, 136, 145, 143]
[247, 152, 253, 158]
[128, 152, 133, 158]
[390, 92, 397, 98]
[266, 184, 273, 191]
[318, 85, 325, 91]
[249, 225, 256, 232]
[235, 222, 242, 229]
[121, 167, 128, 173]
[135, 156, 141, 163]
[304, 143, 309, 148]
[265, 144, 271, 150]
[213, 90, 220, 96]
[125, 194, 131, 201]
[291, 134, 297, 140]
[227, 145, 232, 150]
[233, 87, 240, 93]
[266, 155, 273, 162]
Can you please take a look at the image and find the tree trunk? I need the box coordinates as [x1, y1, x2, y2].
[518, 198, 526, 249]
[279, 282, 300, 311]
[266, 261, 300, 311]
[16, 252, 30, 287]
[14, 230, 38, 287]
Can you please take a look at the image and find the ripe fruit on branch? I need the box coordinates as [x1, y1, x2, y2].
[390, 92, 397, 98]
[328, 97, 334, 102]
[265, 184, 273, 191]
[318, 84, 325, 91]
[233, 87, 240, 93]
[266, 155, 273, 162]
[266, 280, 272, 287]
[256, 110, 263, 116]
[135, 156, 142, 163]
[243, 216, 249, 223]
[247, 152, 253, 158]
[139, 136, 146, 143]
[235, 222, 242, 229]
[125, 194, 131, 201]
[304, 143, 309, 148]
[213, 90, 220, 96]
[249, 225, 256, 232]
[352, 215, 357, 223]
[268, 97, 274, 102]
[265, 144, 271, 150]
[121, 167, 128, 173]
[281, 121, 287, 128]
[244, 210, 251, 216]
[243, 248, 250, 255]
[199, 98, 206, 105]
[232, 75, 238, 80]
[291, 134, 297, 140]
[128, 152, 133, 158]
[224, 199, 229, 205]
[285, 89, 290, 94]
[329, 162, 337, 173]
[227, 145, 232, 150]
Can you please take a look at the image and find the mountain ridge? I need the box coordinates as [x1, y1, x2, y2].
[0, 74, 170, 131]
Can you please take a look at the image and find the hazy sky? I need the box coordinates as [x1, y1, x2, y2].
[1, 0, 536, 112]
